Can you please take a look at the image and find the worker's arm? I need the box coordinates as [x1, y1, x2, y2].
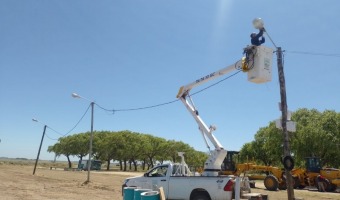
[255, 29, 264, 39]
[260, 36, 265, 44]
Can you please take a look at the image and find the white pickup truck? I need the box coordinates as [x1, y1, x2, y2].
[122, 162, 235, 200]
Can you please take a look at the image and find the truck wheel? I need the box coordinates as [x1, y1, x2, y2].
[264, 175, 279, 191]
[192, 192, 211, 200]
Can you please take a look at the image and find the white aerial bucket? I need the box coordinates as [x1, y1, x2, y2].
[247, 45, 274, 84]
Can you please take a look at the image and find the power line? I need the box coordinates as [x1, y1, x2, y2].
[96, 70, 242, 113]
[62, 103, 91, 137]
[38, 65, 241, 141]
[44, 133, 58, 141]
[286, 50, 340, 57]
[40, 103, 91, 141]
[190, 70, 241, 96]
[46, 126, 64, 137]
[111, 99, 179, 112]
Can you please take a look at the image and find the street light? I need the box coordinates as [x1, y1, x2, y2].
[72, 93, 94, 183]
[32, 118, 47, 175]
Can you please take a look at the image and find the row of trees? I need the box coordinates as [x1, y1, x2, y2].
[48, 108, 339, 171]
[47, 131, 208, 171]
[239, 108, 340, 168]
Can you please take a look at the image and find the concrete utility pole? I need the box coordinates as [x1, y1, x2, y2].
[33, 124, 47, 175]
[72, 93, 95, 183]
[276, 47, 295, 200]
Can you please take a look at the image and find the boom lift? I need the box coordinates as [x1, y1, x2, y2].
[176, 45, 273, 176]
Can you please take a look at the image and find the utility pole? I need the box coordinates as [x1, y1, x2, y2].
[33, 124, 47, 175]
[253, 18, 295, 200]
[276, 47, 295, 200]
[87, 101, 95, 183]
[72, 93, 95, 183]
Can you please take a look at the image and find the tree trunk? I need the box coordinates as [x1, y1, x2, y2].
[133, 161, 137, 171]
[106, 160, 110, 171]
[149, 157, 154, 168]
[123, 159, 127, 171]
[67, 155, 72, 168]
[142, 159, 146, 170]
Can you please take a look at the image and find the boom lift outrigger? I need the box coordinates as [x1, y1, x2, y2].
[176, 45, 273, 176]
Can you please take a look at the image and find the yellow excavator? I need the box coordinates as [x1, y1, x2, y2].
[221, 152, 340, 192]
[291, 157, 340, 192]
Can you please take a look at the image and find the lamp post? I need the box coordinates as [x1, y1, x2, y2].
[72, 93, 94, 183]
[32, 118, 47, 175]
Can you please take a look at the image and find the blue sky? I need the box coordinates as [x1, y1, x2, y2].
[1, 0, 339, 161]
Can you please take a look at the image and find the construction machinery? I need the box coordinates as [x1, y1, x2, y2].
[292, 157, 340, 192]
[221, 151, 288, 190]
[221, 152, 340, 192]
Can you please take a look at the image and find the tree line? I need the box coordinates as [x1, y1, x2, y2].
[239, 108, 340, 168]
[48, 130, 208, 171]
[48, 108, 340, 171]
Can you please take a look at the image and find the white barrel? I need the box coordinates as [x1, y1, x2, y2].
[140, 191, 160, 200]
[134, 189, 152, 200]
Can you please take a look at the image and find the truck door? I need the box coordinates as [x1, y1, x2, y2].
[144, 165, 169, 197]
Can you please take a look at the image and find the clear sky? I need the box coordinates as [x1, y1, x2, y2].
[1, 0, 339, 161]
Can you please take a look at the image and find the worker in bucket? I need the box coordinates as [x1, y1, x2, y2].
[250, 27, 265, 46]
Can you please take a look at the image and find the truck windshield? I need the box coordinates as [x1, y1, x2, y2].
[147, 165, 168, 177]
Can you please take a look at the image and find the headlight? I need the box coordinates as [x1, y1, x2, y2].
[123, 179, 130, 186]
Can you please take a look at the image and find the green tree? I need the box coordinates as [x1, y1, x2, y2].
[240, 108, 340, 168]
[291, 109, 340, 167]
[94, 131, 119, 170]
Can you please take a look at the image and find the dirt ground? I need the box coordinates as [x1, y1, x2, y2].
[0, 163, 339, 200]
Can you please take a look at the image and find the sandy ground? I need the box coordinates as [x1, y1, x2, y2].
[0, 164, 339, 200]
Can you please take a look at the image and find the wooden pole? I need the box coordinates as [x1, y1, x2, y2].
[276, 47, 295, 200]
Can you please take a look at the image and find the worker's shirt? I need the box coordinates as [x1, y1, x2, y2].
[251, 29, 265, 46]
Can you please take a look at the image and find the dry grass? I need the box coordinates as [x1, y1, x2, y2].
[0, 159, 339, 200]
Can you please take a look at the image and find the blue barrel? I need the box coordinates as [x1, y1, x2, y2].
[123, 187, 137, 200]
[134, 189, 152, 200]
[141, 191, 160, 200]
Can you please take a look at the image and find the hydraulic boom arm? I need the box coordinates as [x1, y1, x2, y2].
[176, 45, 273, 176]
[177, 63, 241, 176]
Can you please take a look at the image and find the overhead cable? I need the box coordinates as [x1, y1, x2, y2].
[42, 103, 91, 141]
[62, 103, 91, 137]
[96, 70, 242, 113]
[285, 51, 340, 57]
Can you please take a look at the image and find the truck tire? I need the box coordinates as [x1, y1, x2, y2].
[192, 192, 211, 200]
[264, 175, 279, 191]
